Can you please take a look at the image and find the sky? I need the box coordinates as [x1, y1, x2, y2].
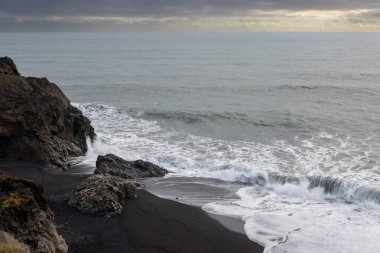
[1, 0, 380, 32]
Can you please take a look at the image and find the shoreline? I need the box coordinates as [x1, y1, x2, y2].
[0, 162, 264, 253]
[139, 176, 250, 235]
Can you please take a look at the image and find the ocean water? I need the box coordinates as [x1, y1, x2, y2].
[2, 32, 380, 252]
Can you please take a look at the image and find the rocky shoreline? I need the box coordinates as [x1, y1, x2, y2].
[0, 57, 95, 171]
[0, 57, 264, 253]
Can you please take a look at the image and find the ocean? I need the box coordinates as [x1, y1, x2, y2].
[1, 32, 380, 253]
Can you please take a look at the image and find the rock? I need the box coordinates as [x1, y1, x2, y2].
[0, 230, 31, 253]
[0, 57, 19, 76]
[66, 175, 136, 216]
[95, 154, 168, 179]
[0, 171, 68, 253]
[0, 57, 95, 171]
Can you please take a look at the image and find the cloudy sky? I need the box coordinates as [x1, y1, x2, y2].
[1, 0, 380, 32]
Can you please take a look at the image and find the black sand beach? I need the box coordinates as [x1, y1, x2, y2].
[0, 162, 264, 253]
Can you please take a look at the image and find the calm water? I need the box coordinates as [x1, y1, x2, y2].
[2, 32, 380, 253]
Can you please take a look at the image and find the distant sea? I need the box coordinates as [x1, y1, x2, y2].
[2, 32, 380, 253]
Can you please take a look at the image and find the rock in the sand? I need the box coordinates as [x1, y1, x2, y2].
[95, 154, 169, 179]
[66, 175, 136, 216]
[0, 57, 95, 171]
[0, 171, 68, 253]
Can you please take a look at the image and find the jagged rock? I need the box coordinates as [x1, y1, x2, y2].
[0, 172, 68, 253]
[66, 175, 136, 216]
[95, 154, 168, 179]
[0, 230, 31, 253]
[0, 56, 95, 171]
[0, 57, 19, 76]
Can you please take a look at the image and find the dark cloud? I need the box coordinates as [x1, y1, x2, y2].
[1, 0, 380, 17]
[0, 17, 163, 32]
[369, 11, 380, 17]
[0, 0, 380, 31]
[347, 9, 380, 24]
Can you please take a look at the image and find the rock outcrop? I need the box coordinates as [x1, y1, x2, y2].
[0, 56, 20, 76]
[0, 231, 31, 253]
[95, 154, 168, 179]
[0, 171, 68, 253]
[0, 57, 95, 171]
[66, 175, 136, 216]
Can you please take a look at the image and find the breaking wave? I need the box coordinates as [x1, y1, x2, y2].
[73, 102, 380, 206]
[142, 109, 311, 131]
[230, 172, 380, 205]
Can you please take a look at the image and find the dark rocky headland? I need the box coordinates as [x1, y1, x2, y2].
[0, 57, 264, 253]
[0, 56, 95, 171]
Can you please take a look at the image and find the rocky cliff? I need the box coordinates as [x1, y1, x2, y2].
[0, 171, 68, 253]
[0, 57, 95, 171]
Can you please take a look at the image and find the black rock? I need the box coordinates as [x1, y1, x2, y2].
[0, 57, 20, 75]
[66, 174, 136, 216]
[0, 171, 68, 252]
[95, 154, 168, 179]
[0, 57, 95, 171]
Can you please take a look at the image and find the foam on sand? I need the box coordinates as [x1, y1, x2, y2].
[204, 187, 380, 253]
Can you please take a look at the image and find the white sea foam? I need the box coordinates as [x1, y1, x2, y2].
[204, 187, 380, 253]
[74, 102, 380, 253]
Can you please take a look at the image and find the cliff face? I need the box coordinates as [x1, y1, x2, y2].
[0, 171, 68, 253]
[0, 57, 95, 171]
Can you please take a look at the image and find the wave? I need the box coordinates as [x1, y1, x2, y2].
[142, 110, 234, 124]
[142, 109, 308, 129]
[276, 85, 318, 90]
[73, 102, 380, 206]
[225, 172, 380, 205]
[274, 84, 380, 96]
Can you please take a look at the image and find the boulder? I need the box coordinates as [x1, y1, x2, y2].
[0, 171, 68, 253]
[0, 57, 95, 171]
[66, 175, 136, 216]
[95, 154, 168, 179]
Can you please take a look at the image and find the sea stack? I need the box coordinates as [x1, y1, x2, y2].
[0, 57, 95, 171]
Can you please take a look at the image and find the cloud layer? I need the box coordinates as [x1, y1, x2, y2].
[1, 0, 380, 31]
